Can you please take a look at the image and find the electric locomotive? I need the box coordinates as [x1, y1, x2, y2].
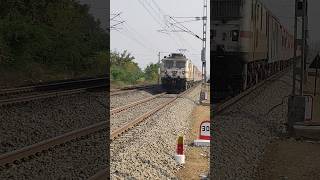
[160, 53, 202, 92]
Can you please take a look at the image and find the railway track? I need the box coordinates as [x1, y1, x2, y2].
[0, 83, 199, 178]
[89, 84, 200, 179]
[110, 84, 159, 96]
[0, 77, 107, 106]
[212, 68, 290, 115]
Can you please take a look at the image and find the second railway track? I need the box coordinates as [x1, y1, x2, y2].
[0, 83, 200, 179]
[212, 68, 290, 115]
[0, 77, 107, 106]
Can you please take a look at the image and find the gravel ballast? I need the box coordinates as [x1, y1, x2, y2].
[212, 70, 293, 179]
[110, 85, 201, 179]
[110, 90, 155, 109]
[111, 95, 174, 131]
[0, 91, 107, 154]
[0, 129, 108, 179]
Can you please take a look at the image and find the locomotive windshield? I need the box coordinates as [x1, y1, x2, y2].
[164, 61, 174, 68]
[175, 61, 185, 68]
[163, 60, 185, 69]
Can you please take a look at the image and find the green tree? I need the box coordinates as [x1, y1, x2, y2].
[0, 0, 108, 85]
[144, 63, 159, 82]
[110, 50, 143, 85]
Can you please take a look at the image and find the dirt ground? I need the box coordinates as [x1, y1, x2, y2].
[175, 105, 210, 180]
[257, 73, 320, 179]
[257, 138, 320, 180]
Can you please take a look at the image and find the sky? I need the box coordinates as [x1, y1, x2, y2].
[110, 0, 210, 75]
[77, 0, 320, 71]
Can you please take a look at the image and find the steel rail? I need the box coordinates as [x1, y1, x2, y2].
[88, 169, 108, 180]
[213, 68, 290, 115]
[110, 84, 198, 140]
[0, 121, 107, 167]
[89, 84, 199, 180]
[0, 85, 105, 106]
[0, 77, 107, 96]
[110, 92, 166, 115]
[110, 84, 159, 96]
[110, 89, 139, 96]
[0, 83, 198, 172]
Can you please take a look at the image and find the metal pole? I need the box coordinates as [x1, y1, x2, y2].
[158, 52, 161, 85]
[293, 0, 297, 95]
[202, 0, 207, 83]
[300, 0, 306, 95]
[315, 67, 318, 96]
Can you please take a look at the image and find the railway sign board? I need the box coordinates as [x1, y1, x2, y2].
[194, 120, 210, 147]
[199, 121, 210, 140]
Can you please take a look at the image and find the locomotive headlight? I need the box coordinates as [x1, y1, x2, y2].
[182, 71, 185, 74]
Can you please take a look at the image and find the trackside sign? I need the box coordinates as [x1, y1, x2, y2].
[199, 121, 210, 140]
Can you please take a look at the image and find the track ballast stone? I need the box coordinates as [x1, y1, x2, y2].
[110, 90, 154, 109]
[0, 129, 108, 179]
[111, 86, 201, 179]
[212, 70, 293, 179]
[0, 91, 107, 154]
[111, 96, 174, 131]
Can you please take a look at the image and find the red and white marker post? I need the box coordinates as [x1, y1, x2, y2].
[174, 136, 185, 164]
[194, 121, 210, 146]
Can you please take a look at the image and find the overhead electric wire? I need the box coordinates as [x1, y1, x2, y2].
[116, 29, 156, 52]
[168, 16, 202, 40]
[141, 0, 197, 51]
[123, 21, 158, 51]
[137, 0, 164, 28]
[110, 12, 122, 21]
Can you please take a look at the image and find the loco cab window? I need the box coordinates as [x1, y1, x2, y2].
[175, 61, 185, 69]
[164, 60, 174, 68]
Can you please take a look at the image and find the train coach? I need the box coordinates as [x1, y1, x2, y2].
[160, 53, 202, 92]
[212, 0, 301, 100]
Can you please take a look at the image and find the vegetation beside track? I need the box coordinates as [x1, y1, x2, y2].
[110, 50, 159, 88]
[0, 0, 108, 87]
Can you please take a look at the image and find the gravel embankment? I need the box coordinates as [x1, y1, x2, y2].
[111, 95, 174, 131]
[110, 85, 201, 179]
[110, 90, 155, 109]
[0, 91, 107, 154]
[212, 70, 293, 179]
[0, 129, 108, 179]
